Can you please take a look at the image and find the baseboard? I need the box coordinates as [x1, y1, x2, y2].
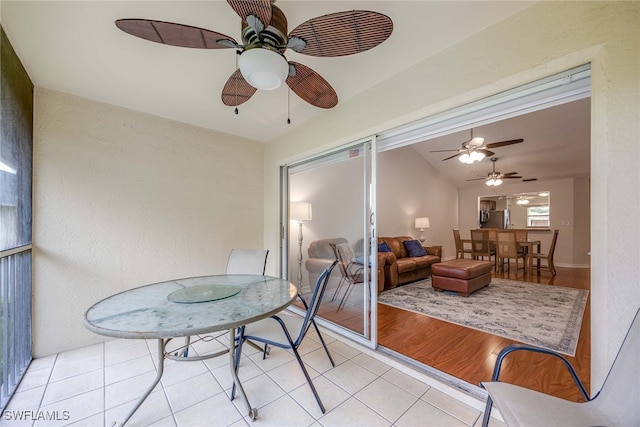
[441, 256, 590, 269]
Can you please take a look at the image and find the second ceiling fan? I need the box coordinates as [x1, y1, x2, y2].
[431, 129, 524, 163]
[467, 157, 522, 186]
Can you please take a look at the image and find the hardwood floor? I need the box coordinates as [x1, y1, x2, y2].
[309, 265, 591, 402]
[378, 266, 591, 402]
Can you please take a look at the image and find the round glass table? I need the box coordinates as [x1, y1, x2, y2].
[84, 274, 297, 425]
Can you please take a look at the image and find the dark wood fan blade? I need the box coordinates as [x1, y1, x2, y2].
[485, 138, 524, 149]
[221, 69, 257, 106]
[115, 19, 236, 49]
[477, 149, 495, 157]
[502, 172, 520, 176]
[430, 149, 464, 153]
[226, 0, 272, 27]
[466, 177, 486, 181]
[286, 62, 337, 108]
[289, 11, 393, 57]
[442, 153, 463, 161]
[502, 176, 523, 179]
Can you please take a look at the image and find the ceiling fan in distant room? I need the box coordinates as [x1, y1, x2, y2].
[430, 129, 524, 163]
[115, 0, 393, 121]
[467, 157, 522, 186]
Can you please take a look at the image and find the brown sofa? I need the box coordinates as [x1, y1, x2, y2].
[377, 236, 442, 289]
[305, 238, 388, 294]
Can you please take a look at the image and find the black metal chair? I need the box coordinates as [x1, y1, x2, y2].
[331, 242, 365, 311]
[232, 260, 339, 413]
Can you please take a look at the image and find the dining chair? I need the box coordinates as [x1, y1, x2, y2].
[532, 229, 559, 276]
[514, 229, 528, 242]
[177, 249, 269, 358]
[232, 260, 339, 414]
[495, 231, 526, 275]
[453, 229, 472, 259]
[481, 308, 640, 427]
[331, 242, 365, 311]
[471, 229, 496, 270]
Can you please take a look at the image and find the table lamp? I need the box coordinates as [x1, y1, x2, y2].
[415, 217, 430, 243]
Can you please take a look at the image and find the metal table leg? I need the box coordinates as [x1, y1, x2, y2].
[228, 327, 258, 421]
[117, 338, 166, 426]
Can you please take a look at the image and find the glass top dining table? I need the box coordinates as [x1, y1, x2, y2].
[84, 274, 297, 425]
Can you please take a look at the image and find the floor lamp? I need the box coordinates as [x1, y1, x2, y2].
[290, 202, 312, 291]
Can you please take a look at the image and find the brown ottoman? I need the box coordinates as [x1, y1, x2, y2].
[431, 259, 492, 297]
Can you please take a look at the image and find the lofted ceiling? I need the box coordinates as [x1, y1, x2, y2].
[411, 98, 591, 189]
[1, 1, 589, 188]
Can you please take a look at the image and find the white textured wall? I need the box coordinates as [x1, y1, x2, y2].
[264, 2, 639, 391]
[33, 89, 264, 357]
[377, 146, 458, 258]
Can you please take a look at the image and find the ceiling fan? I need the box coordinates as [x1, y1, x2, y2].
[467, 157, 522, 186]
[115, 0, 393, 113]
[430, 129, 524, 163]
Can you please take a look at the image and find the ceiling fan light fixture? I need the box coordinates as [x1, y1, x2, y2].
[459, 150, 485, 164]
[459, 153, 473, 164]
[238, 48, 289, 91]
[470, 151, 485, 162]
[486, 177, 502, 186]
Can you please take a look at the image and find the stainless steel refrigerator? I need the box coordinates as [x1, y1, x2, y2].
[482, 209, 510, 229]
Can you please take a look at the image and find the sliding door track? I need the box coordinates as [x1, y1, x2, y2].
[376, 345, 488, 401]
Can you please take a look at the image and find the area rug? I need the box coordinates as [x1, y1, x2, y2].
[378, 277, 588, 356]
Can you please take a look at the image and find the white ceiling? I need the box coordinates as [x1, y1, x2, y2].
[0, 0, 534, 143]
[1, 1, 590, 187]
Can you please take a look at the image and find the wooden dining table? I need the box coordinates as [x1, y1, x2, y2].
[460, 234, 541, 275]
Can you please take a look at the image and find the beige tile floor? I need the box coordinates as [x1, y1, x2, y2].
[2, 329, 505, 427]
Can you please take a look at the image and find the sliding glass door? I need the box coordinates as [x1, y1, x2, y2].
[282, 140, 376, 346]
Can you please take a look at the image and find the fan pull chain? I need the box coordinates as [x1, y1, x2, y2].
[287, 87, 291, 124]
[234, 52, 239, 115]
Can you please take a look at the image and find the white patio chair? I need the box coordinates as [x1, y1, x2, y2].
[175, 249, 269, 358]
[481, 308, 640, 426]
[226, 249, 269, 275]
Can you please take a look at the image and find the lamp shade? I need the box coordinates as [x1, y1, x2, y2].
[238, 48, 289, 91]
[415, 217, 430, 229]
[290, 202, 312, 221]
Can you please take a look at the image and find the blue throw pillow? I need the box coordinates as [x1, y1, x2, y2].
[404, 239, 427, 257]
[378, 242, 392, 253]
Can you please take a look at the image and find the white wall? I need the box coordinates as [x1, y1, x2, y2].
[377, 146, 458, 257]
[33, 89, 264, 357]
[264, 2, 640, 391]
[458, 177, 590, 267]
